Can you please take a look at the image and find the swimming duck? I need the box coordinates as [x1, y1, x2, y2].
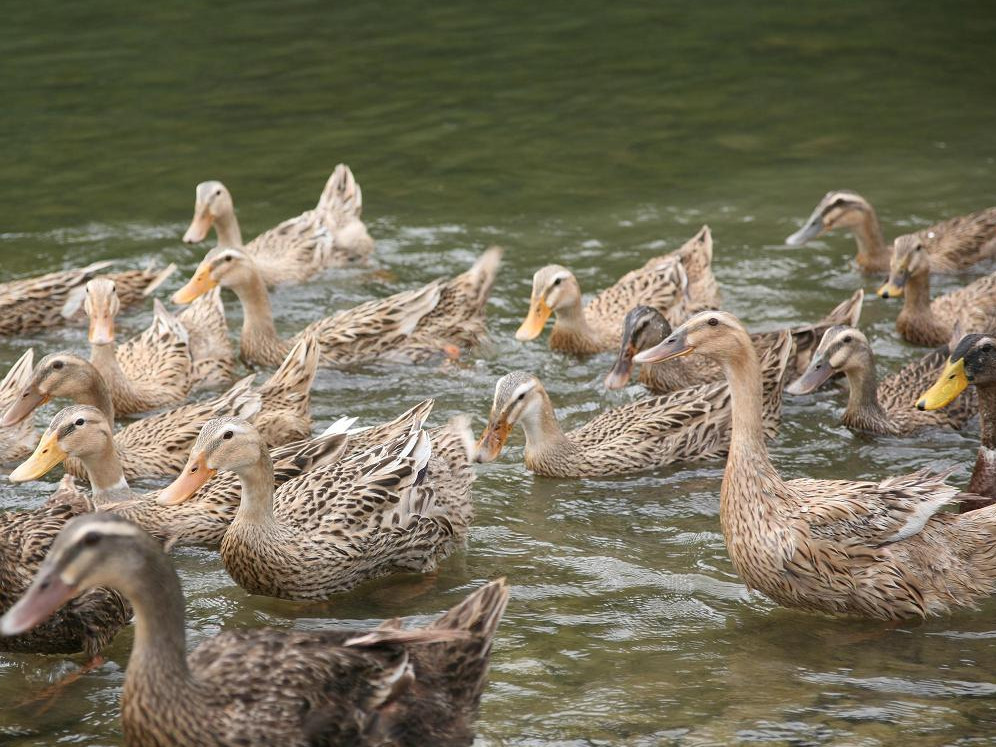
[182, 164, 375, 285]
[157, 417, 470, 601]
[634, 310, 996, 620]
[787, 325, 977, 435]
[172, 246, 502, 367]
[475, 331, 791, 478]
[878, 235, 996, 346]
[0, 349, 37, 463]
[516, 226, 718, 355]
[1, 513, 507, 747]
[0, 261, 174, 336]
[176, 287, 237, 391]
[786, 190, 996, 273]
[84, 278, 194, 415]
[606, 290, 864, 394]
[917, 333, 996, 512]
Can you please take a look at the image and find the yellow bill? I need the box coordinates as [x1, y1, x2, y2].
[172, 266, 217, 305]
[157, 452, 217, 506]
[10, 432, 68, 482]
[916, 357, 968, 411]
[515, 298, 552, 341]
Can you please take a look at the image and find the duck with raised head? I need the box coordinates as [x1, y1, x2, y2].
[634, 310, 996, 620]
[172, 246, 502, 367]
[182, 164, 375, 285]
[157, 416, 473, 600]
[786, 189, 996, 273]
[516, 226, 718, 355]
[787, 325, 977, 436]
[0, 349, 37, 463]
[0, 261, 174, 336]
[918, 333, 996, 512]
[476, 331, 791, 478]
[877, 235, 996, 346]
[1, 513, 508, 747]
[606, 290, 864, 394]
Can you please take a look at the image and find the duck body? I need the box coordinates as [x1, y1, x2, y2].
[635, 311, 996, 620]
[0, 349, 37, 463]
[0, 514, 508, 747]
[176, 287, 237, 390]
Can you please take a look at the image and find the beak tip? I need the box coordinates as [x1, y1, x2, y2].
[915, 400, 926, 411]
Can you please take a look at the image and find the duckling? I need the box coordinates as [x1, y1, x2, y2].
[1, 513, 507, 746]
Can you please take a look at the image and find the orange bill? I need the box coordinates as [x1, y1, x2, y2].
[515, 298, 552, 341]
[475, 418, 512, 463]
[88, 313, 115, 345]
[182, 211, 213, 244]
[10, 432, 67, 482]
[157, 452, 217, 506]
[172, 265, 218, 305]
[877, 274, 906, 299]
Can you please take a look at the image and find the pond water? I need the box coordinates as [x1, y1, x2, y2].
[2, 1, 996, 745]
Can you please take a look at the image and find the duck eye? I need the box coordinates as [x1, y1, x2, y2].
[52, 361, 64, 370]
[82, 532, 101, 547]
[843, 336, 852, 343]
[223, 430, 234, 440]
[517, 392, 526, 401]
[552, 277, 562, 286]
[224, 255, 233, 262]
[983, 344, 994, 353]
[707, 318, 719, 327]
[75, 418, 85, 426]
[215, 189, 222, 196]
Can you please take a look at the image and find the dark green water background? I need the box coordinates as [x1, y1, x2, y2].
[2, 2, 996, 744]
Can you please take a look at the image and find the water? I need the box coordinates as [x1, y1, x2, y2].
[2, 1, 996, 744]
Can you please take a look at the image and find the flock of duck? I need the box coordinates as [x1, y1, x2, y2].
[0, 167, 995, 744]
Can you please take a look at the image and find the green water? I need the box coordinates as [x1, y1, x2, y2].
[3, 1, 996, 744]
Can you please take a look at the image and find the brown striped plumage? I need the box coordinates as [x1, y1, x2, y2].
[0, 349, 37, 463]
[176, 286, 237, 390]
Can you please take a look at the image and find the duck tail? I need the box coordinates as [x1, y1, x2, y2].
[318, 163, 364, 225]
[259, 334, 320, 410]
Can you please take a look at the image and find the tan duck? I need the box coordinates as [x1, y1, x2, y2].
[787, 325, 977, 435]
[85, 278, 194, 415]
[606, 290, 864, 394]
[516, 225, 718, 354]
[0, 504, 130, 658]
[172, 246, 502, 367]
[786, 189, 996, 273]
[634, 310, 996, 620]
[182, 164, 375, 286]
[176, 287, 237, 390]
[2, 337, 316, 481]
[0, 261, 174, 336]
[157, 416, 471, 601]
[9, 405, 349, 548]
[475, 332, 791, 478]
[877, 235, 996, 346]
[918, 333, 996, 512]
[0, 349, 37, 463]
[1, 513, 507, 747]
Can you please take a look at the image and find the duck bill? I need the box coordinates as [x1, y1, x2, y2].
[605, 344, 637, 390]
[877, 274, 906, 299]
[785, 209, 824, 246]
[88, 313, 115, 345]
[9, 432, 67, 482]
[786, 358, 834, 395]
[172, 267, 217, 305]
[0, 569, 77, 637]
[157, 452, 217, 506]
[0, 388, 49, 427]
[515, 299, 552, 341]
[916, 358, 968, 411]
[633, 330, 693, 365]
[183, 209, 213, 244]
[474, 418, 512, 463]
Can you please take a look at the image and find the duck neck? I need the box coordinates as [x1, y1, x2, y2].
[519, 394, 575, 463]
[965, 383, 996, 509]
[78, 440, 131, 504]
[852, 211, 888, 270]
[841, 356, 887, 425]
[550, 301, 602, 353]
[231, 446, 278, 528]
[976, 384, 996, 450]
[902, 272, 934, 318]
[89, 341, 122, 384]
[213, 209, 244, 248]
[71, 372, 116, 422]
[231, 272, 283, 359]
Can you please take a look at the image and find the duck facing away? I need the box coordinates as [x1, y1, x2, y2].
[634, 310, 996, 620]
[0, 349, 37, 463]
[1, 513, 508, 747]
[787, 325, 977, 436]
[476, 331, 791, 478]
[516, 226, 718, 355]
[182, 164, 375, 285]
[158, 416, 472, 600]
[918, 333, 996, 512]
[878, 236, 996, 346]
[173, 246, 501, 367]
[606, 290, 864, 394]
[786, 189, 996, 273]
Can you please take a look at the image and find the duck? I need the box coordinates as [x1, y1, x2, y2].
[917, 333, 996, 512]
[9, 404, 349, 548]
[156, 415, 471, 601]
[172, 246, 502, 368]
[633, 310, 996, 620]
[0, 504, 131, 658]
[176, 287, 237, 390]
[0, 349, 37, 463]
[1, 513, 508, 747]
[606, 289, 864, 394]
[2, 336, 316, 481]
[877, 235, 996, 346]
[0, 261, 174, 336]
[786, 189, 996, 273]
[84, 278, 194, 415]
[516, 225, 718, 355]
[475, 331, 792, 478]
[787, 325, 977, 435]
[182, 164, 375, 285]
